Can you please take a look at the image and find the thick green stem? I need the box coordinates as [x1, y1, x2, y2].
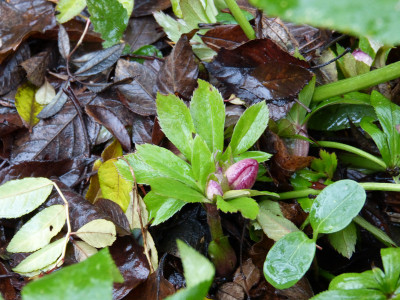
[312, 61, 400, 102]
[315, 141, 387, 170]
[225, 0, 256, 40]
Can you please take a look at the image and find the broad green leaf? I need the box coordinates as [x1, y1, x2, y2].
[249, 0, 400, 45]
[381, 248, 400, 292]
[264, 231, 316, 289]
[217, 196, 259, 220]
[13, 238, 65, 274]
[87, 0, 129, 48]
[310, 180, 366, 234]
[56, 0, 86, 23]
[257, 200, 299, 241]
[98, 158, 133, 212]
[0, 177, 53, 218]
[328, 222, 357, 259]
[35, 80, 56, 105]
[190, 79, 225, 153]
[311, 289, 386, 300]
[329, 271, 381, 291]
[180, 0, 217, 28]
[15, 82, 43, 130]
[76, 219, 116, 248]
[229, 101, 269, 155]
[146, 178, 206, 203]
[7, 205, 66, 253]
[153, 11, 192, 44]
[73, 241, 98, 262]
[191, 135, 215, 190]
[22, 248, 123, 300]
[143, 191, 186, 225]
[166, 240, 215, 300]
[117, 0, 134, 16]
[233, 151, 272, 163]
[156, 93, 195, 161]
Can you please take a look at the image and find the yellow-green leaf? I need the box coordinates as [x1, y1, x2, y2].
[76, 219, 116, 248]
[15, 82, 44, 130]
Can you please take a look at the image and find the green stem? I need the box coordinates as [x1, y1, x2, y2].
[312, 61, 400, 102]
[225, 0, 256, 40]
[353, 216, 396, 247]
[315, 141, 387, 170]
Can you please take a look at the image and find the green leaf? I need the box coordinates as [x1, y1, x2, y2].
[217, 196, 259, 220]
[171, 0, 183, 18]
[56, 0, 86, 23]
[190, 79, 225, 153]
[329, 271, 381, 291]
[381, 248, 400, 292]
[233, 151, 272, 163]
[15, 82, 43, 130]
[191, 135, 215, 190]
[229, 101, 269, 155]
[0, 177, 53, 218]
[249, 0, 400, 45]
[156, 92, 195, 161]
[117, 0, 134, 16]
[7, 205, 66, 253]
[153, 11, 192, 44]
[257, 200, 299, 241]
[180, 0, 217, 28]
[287, 76, 316, 125]
[130, 45, 163, 63]
[98, 158, 133, 212]
[264, 231, 316, 289]
[76, 219, 116, 248]
[328, 222, 357, 259]
[311, 289, 386, 300]
[13, 238, 65, 274]
[146, 178, 206, 203]
[22, 248, 123, 300]
[310, 180, 366, 234]
[87, 0, 129, 48]
[166, 240, 215, 300]
[143, 191, 186, 225]
[311, 150, 338, 179]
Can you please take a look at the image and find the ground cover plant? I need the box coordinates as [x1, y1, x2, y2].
[1, 0, 400, 299]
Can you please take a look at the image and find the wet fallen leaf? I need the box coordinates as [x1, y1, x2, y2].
[20, 48, 56, 87]
[233, 259, 261, 292]
[132, 114, 154, 145]
[132, 0, 170, 17]
[217, 282, 245, 300]
[200, 24, 249, 52]
[127, 271, 175, 300]
[124, 16, 165, 51]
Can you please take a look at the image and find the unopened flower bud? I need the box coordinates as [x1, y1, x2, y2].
[225, 159, 258, 190]
[206, 180, 223, 200]
[352, 49, 373, 66]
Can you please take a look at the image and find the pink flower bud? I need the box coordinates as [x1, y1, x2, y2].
[225, 159, 258, 190]
[206, 180, 223, 200]
[352, 49, 373, 66]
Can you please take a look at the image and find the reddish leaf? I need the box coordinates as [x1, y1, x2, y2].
[206, 38, 313, 105]
[156, 34, 199, 99]
[115, 59, 157, 116]
[132, 0, 170, 17]
[86, 104, 131, 151]
[0, 107, 24, 137]
[95, 198, 131, 236]
[0, 0, 56, 63]
[127, 271, 175, 300]
[200, 24, 249, 52]
[91, 95, 136, 127]
[20, 48, 57, 87]
[0, 261, 17, 300]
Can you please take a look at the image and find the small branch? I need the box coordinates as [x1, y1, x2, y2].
[225, 0, 255, 40]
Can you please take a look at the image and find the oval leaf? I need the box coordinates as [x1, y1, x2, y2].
[311, 289, 386, 300]
[264, 231, 315, 289]
[310, 180, 366, 234]
[73, 241, 98, 262]
[15, 82, 43, 130]
[0, 177, 53, 218]
[7, 205, 66, 253]
[35, 80, 56, 105]
[76, 219, 117, 248]
[56, 0, 86, 24]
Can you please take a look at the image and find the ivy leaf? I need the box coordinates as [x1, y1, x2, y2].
[229, 101, 269, 155]
[86, 0, 129, 48]
[56, 0, 86, 24]
[156, 93, 195, 161]
[216, 196, 259, 220]
[191, 135, 215, 190]
[21, 248, 123, 300]
[190, 79, 225, 153]
[13, 238, 65, 275]
[7, 205, 66, 253]
[76, 219, 117, 248]
[0, 177, 53, 218]
[328, 222, 357, 259]
[264, 231, 316, 289]
[310, 180, 366, 235]
[15, 82, 43, 130]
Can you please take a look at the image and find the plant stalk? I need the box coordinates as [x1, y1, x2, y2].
[312, 61, 400, 102]
[225, 0, 256, 40]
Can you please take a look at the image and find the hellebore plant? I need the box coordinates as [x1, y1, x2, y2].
[117, 79, 274, 276]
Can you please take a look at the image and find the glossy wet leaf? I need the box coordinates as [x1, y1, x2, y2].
[156, 93, 195, 160]
[124, 17, 165, 52]
[133, 0, 170, 17]
[328, 222, 357, 259]
[15, 82, 43, 130]
[250, 0, 400, 45]
[35, 80, 56, 105]
[191, 135, 215, 190]
[0, 177, 53, 218]
[311, 289, 386, 300]
[230, 101, 269, 155]
[7, 205, 66, 253]
[264, 231, 315, 289]
[310, 180, 366, 234]
[329, 270, 381, 291]
[87, 0, 128, 48]
[217, 196, 259, 220]
[381, 248, 400, 291]
[22, 248, 123, 300]
[13, 238, 65, 274]
[201, 24, 249, 51]
[190, 79, 225, 153]
[143, 191, 186, 225]
[56, 0, 86, 24]
[76, 219, 117, 248]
